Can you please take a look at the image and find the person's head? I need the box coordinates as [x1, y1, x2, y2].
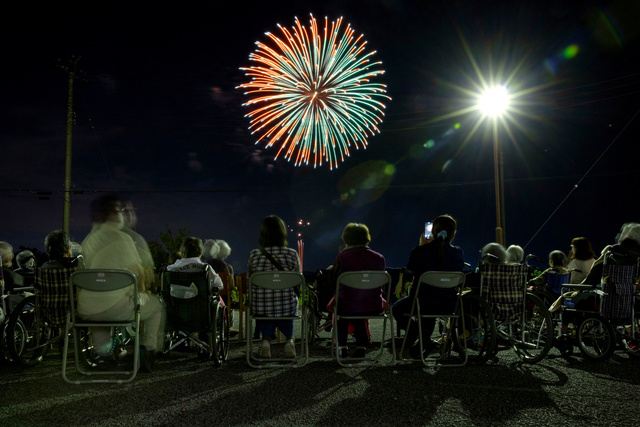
[90, 193, 124, 226]
[213, 240, 232, 260]
[180, 237, 203, 258]
[482, 242, 506, 264]
[203, 239, 220, 259]
[549, 250, 566, 267]
[341, 223, 371, 247]
[428, 214, 458, 268]
[16, 250, 35, 269]
[570, 237, 595, 260]
[44, 230, 72, 260]
[122, 201, 137, 229]
[616, 223, 640, 246]
[0, 241, 14, 266]
[506, 245, 524, 264]
[259, 215, 288, 247]
[431, 214, 457, 242]
[70, 242, 83, 258]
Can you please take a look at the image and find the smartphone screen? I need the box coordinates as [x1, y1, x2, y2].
[425, 221, 433, 239]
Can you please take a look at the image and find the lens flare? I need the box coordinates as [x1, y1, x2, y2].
[237, 14, 391, 169]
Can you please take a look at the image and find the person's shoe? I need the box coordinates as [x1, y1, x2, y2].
[352, 347, 366, 359]
[338, 347, 348, 359]
[139, 346, 155, 373]
[260, 340, 271, 358]
[284, 339, 296, 358]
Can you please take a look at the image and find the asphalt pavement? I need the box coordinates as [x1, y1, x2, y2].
[1, 315, 640, 427]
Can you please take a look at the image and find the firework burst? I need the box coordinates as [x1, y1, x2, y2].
[237, 14, 390, 169]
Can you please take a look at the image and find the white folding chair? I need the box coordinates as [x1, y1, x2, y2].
[332, 270, 395, 367]
[398, 271, 467, 367]
[246, 271, 308, 368]
[62, 270, 140, 384]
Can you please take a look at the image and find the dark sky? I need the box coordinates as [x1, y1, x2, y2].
[2, 0, 639, 273]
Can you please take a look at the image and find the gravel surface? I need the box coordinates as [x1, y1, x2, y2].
[2, 318, 639, 426]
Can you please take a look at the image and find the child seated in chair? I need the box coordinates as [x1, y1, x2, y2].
[527, 250, 569, 295]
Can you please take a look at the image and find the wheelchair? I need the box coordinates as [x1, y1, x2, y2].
[554, 252, 639, 361]
[530, 270, 572, 308]
[479, 255, 554, 364]
[161, 270, 230, 366]
[1, 283, 33, 362]
[304, 269, 336, 345]
[455, 290, 497, 365]
[5, 261, 89, 367]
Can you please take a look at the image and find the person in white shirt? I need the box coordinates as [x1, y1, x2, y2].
[79, 194, 164, 372]
[167, 237, 224, 294]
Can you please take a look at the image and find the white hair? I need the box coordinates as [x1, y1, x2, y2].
[213, 240, 231, 260]
[0, 241, 13, 266]
[506, 245, 524, 263]
[16, 250, 35, 268]
[202, 239, 220, 259]
[617, 223, 640, 246]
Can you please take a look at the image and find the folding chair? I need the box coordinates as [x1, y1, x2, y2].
[161, 270, 229, 366]
[398, 271, 466, 367]
[63, 270, 140, 384]
[246, 271, 308, 368]
[236, 272, 249, 343]
[332, 270, 395, 367]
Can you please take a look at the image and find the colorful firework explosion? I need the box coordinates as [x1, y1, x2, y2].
[237, 14, 390, 169]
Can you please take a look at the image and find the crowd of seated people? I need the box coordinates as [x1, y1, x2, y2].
[4, 189, 638, 372]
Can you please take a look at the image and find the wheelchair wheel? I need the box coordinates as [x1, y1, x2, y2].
[305, 292, 319, 344]
[577, 315, 616, 361]
[306, 308, 318, 345]
[531, 290, 557, 309]
[512, 292, 553, 364]
[79, 327, 99, 368]
[6, 296, 48, 366]
[454, 293, 497, 365]
[211, 303, 229, 366]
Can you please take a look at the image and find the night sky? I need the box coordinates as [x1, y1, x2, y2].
[2, 0, 639, 273]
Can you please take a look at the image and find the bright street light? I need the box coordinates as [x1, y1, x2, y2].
[478, 85, 510, 117]
[478, 85, 510, 245]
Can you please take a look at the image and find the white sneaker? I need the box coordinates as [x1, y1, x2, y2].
[260, 340, 271, 358]
[284, 339, 296, 358]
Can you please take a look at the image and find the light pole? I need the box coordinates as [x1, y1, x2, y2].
[478, 85, 510, 246]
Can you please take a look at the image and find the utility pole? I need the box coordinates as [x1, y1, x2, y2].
[59, 56, 80, 236]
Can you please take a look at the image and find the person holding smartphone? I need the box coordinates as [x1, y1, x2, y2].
[392, 214, 465, 358]
[420, 221, 434, 246]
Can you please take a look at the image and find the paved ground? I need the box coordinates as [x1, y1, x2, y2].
[2, 316, 640, 427]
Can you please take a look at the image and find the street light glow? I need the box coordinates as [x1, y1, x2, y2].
[478, 85, 510, 117]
